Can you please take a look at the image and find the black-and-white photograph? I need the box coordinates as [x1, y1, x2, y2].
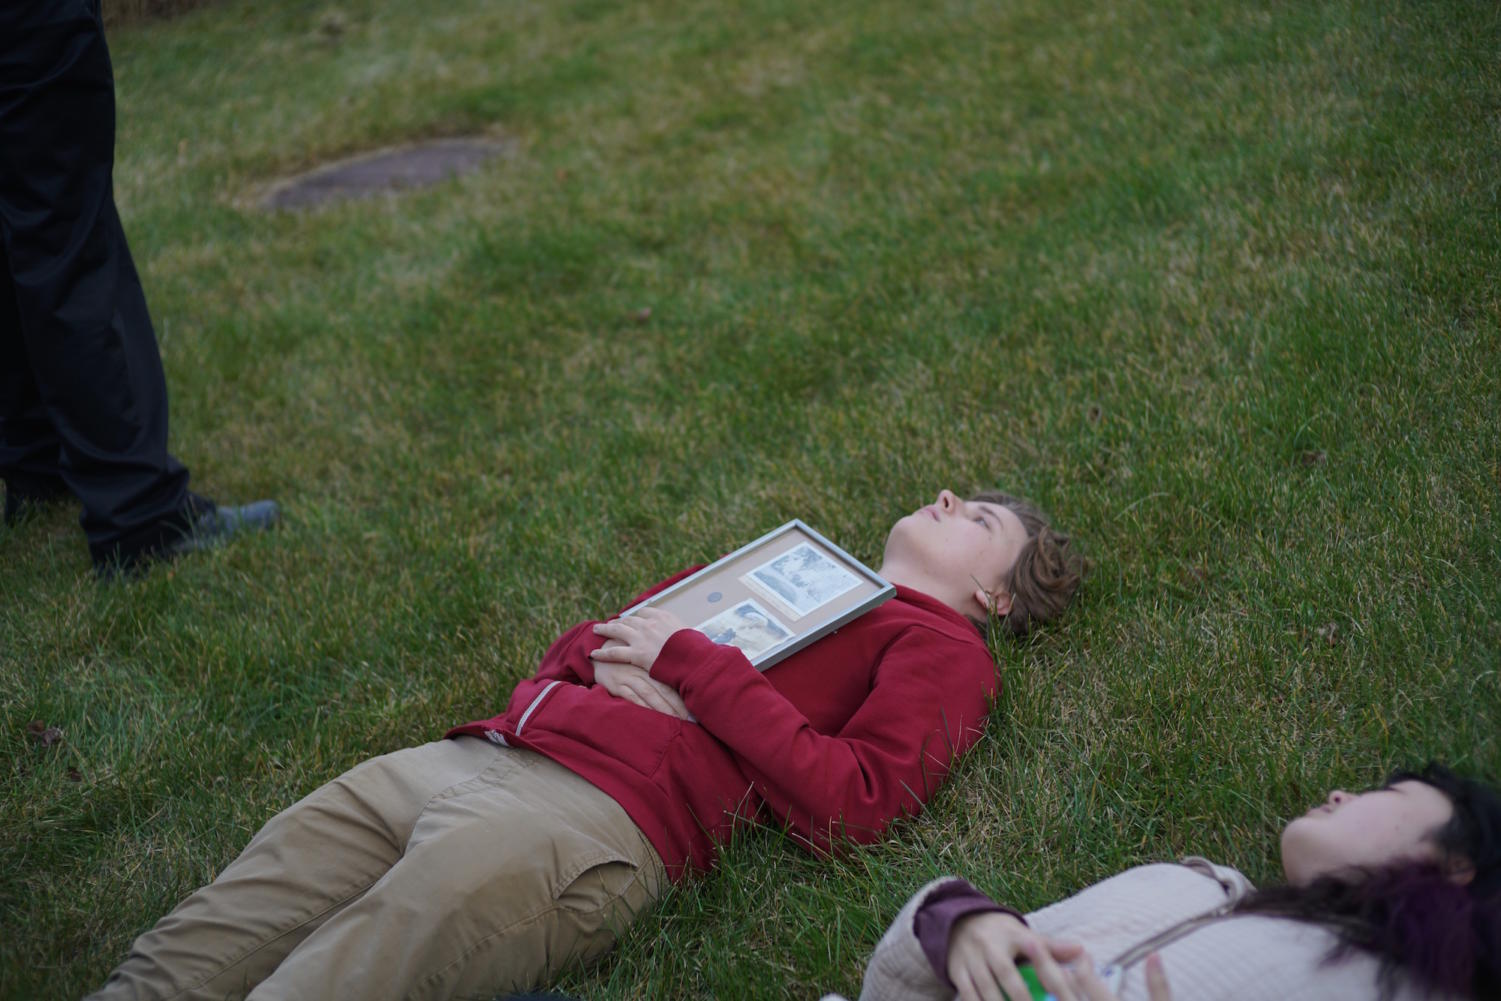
[693, 599, 793, 659]
[743, 542, 862, 618]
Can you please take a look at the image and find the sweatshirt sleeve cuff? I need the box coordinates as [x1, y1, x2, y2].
[913, 879, 1026, 988]
[571, 621, 603, 685]
[651, 626, 735, 687]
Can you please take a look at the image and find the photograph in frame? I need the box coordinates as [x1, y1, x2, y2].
[692, 598, 794, 660]
[741, 541, 862, 621]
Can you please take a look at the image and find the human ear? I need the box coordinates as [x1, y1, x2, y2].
[974, 585, 1012, 619]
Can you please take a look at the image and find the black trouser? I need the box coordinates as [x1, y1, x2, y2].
[0, 0, 191, 563]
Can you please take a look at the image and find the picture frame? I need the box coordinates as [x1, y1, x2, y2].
[622, 520, 896, 671]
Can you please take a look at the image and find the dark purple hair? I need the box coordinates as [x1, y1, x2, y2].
[1236, 763, 1501, 999]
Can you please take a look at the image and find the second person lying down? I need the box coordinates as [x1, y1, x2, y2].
[832, 762, 1499, 1001]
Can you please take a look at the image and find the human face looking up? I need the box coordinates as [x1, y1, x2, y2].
[878, 489, 1030, 621]
[1280, 780, 1456, 886]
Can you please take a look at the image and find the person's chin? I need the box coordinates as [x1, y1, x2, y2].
[1278, 820, 1318, 886]
[887, 519, 918, 543]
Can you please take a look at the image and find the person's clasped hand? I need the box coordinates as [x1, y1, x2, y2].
[946, 912, 1172, 1001]
[589, 608, 694, 720]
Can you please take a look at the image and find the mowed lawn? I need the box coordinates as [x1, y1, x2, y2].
[2, 0, 1498, 997]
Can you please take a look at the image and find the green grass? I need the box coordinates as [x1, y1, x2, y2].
[3, 0, 1499, 997]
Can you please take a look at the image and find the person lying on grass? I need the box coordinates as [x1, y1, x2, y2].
[89, 488, 1082, 1001]
[829, 762, 1501, 1001]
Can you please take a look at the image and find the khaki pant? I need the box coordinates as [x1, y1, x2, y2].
[88, 738, 666, 1001]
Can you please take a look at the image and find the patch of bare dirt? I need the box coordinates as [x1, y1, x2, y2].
[261, 137, 514, 210]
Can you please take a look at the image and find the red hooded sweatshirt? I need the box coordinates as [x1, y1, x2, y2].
[447, 568, 998, 881]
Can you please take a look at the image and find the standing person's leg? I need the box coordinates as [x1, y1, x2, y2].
[0, 3, 277, 574]
[87, 739, 512, 1001]
[0, 239, 69, 521]
[246, 748, 666, 1001]
[0, 2, 191, 563]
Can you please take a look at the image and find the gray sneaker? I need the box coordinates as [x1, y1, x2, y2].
[96, 492, 281, 579]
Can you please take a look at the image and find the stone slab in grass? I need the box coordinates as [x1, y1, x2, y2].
[262, 137, 514, 210]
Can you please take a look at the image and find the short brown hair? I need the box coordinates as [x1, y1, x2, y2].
[967, 490, 1082, 637]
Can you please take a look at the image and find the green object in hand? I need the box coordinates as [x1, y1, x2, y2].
[1019, 963, 1054, 1001]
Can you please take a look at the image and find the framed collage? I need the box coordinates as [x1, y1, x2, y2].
[622, 520, 895, 671]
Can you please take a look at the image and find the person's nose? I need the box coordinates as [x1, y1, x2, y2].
[1328, 789, 1350, 807]
[937, 489, 958, 512]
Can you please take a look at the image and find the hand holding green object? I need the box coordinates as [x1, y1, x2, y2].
[946, 911, 1084, 1001]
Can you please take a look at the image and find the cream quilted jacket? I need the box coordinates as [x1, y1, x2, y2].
[823, 859, 1460, 1001]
